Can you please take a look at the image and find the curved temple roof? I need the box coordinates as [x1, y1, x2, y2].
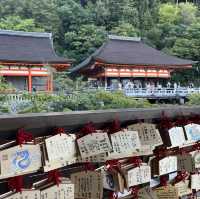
[0, 30, 73, 65]
[71, 35, 196, 73]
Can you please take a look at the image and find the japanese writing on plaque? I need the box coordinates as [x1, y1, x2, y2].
[159, 156, 177, 176]
[127, 165, 151, 187]
[45, 134, 77, 162]
[71, 171, 103, 199]
[77, 132, 112, 158]
[77, 152, 108, 163]
[177, 154, 195, 173]
[0, 190, 40, 199]
[174, 180, 192, 197]
[128, 123, 163, 147]
[155, 185, 178, 199]
[191, 174, 200, 190]
[110, 130, 141, 157]
[138, 186, 158, 199]
[40, 183, 74, 199]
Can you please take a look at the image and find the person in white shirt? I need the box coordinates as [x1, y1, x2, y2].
[118, 82, 122, 90]
[174, 82, 178, 91]
[167, 81, 171, 88]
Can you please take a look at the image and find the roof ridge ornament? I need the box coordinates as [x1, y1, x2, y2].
[108, 35, 141, 42]
[0, 29, 51, 38]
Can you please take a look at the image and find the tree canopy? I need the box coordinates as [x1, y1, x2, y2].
[0, 0, 200, 83]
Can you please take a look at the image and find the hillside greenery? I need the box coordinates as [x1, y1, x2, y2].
[0, 0, 200, 84]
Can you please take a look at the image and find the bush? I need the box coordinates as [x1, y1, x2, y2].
[13, 91, 152, 113]
[19, 93, 71, 113]
[0, 103, 10, 114]
[187, 93, 200, 105]
[94, 91, 152, 109]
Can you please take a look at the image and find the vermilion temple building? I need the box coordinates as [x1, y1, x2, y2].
[0, 30, 72, 92]
[71, 35, 195, 88]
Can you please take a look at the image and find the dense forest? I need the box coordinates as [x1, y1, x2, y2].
[0, 0, 200, 84]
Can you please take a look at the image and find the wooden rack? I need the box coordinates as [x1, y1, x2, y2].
[0, 106, 199, 195]
[0, 106, 200, 139]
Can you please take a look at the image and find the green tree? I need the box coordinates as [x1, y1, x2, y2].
[0, 0, 30, 18]
[0, 0, 59, 32]
[85, 1, 110, 27]
[0, 16, 44, 32]
[28, 0, 60, 33]
[179, 3, 198, 25]
[111, 22, 139, 37]
[171, 23, 200, 85]
[159, 3, 180, 24]
[146, 2, 199, 51]
[135, 0, 159, 35]
[172, 23, 200, 60]
[64, 24, 106, 62]
[54, 72, 87, 91]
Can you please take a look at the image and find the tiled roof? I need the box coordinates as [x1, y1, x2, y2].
[0, 30, 72, 64]
[71, 35, 195, 73]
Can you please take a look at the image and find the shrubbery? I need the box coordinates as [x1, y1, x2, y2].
[94, 91, 151, 109]
[187, 93, 200, 105]
[0, 91, 152, 114]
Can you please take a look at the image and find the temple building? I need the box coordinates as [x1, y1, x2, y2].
[0, 30, 72, 92]
[71, 35, 195, 88]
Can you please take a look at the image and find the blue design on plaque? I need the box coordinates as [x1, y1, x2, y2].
[186, 124, 200, 141]
[106, 174, 115, 189]
[12, 150, 31, 170]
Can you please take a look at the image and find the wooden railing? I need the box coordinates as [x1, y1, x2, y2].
[0, 106, 199, 138]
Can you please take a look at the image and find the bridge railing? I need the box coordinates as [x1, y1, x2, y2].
[124, 88, 200, 98]
[2, 87, 200, 102]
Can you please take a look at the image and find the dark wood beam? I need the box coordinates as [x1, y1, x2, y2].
[0, 106, 199, 139]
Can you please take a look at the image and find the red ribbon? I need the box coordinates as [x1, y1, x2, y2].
[175, 117, 191, 126]
[8, 176, 23, 193]
[129, 157, 142, 168]
[108, 119, 121, 134]
[76, 122, 96, 139]
[80, 122, 96, 135]
[47, 169, 61, 186]
[76, 122, 97, 140]
[160, 112, 174, 130]
[174, 170, 188, 184]
[17, 128, 34, 146]
[154, 146, 168, 160]
[54, 127, 65, 135]
[190, 114, 200, 124]
[160, 175, 168, 186]
[84, 162, 96, 172]
[106, 160, 121, 173]
[178, 148, 188, 155]
[193, 142, 200, 151]
[130, 186, 140, 199]
[109, 191, 118, 199]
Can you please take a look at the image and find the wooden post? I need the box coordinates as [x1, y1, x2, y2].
[46, 76, 50, 91]
[28, 67, 32, 93]
[49, 73, 53, 92]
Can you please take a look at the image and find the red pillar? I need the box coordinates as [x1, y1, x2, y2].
[28, 67, 32, 93]
[46, 76, 50, 91]
[49, 74, 53, 92]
